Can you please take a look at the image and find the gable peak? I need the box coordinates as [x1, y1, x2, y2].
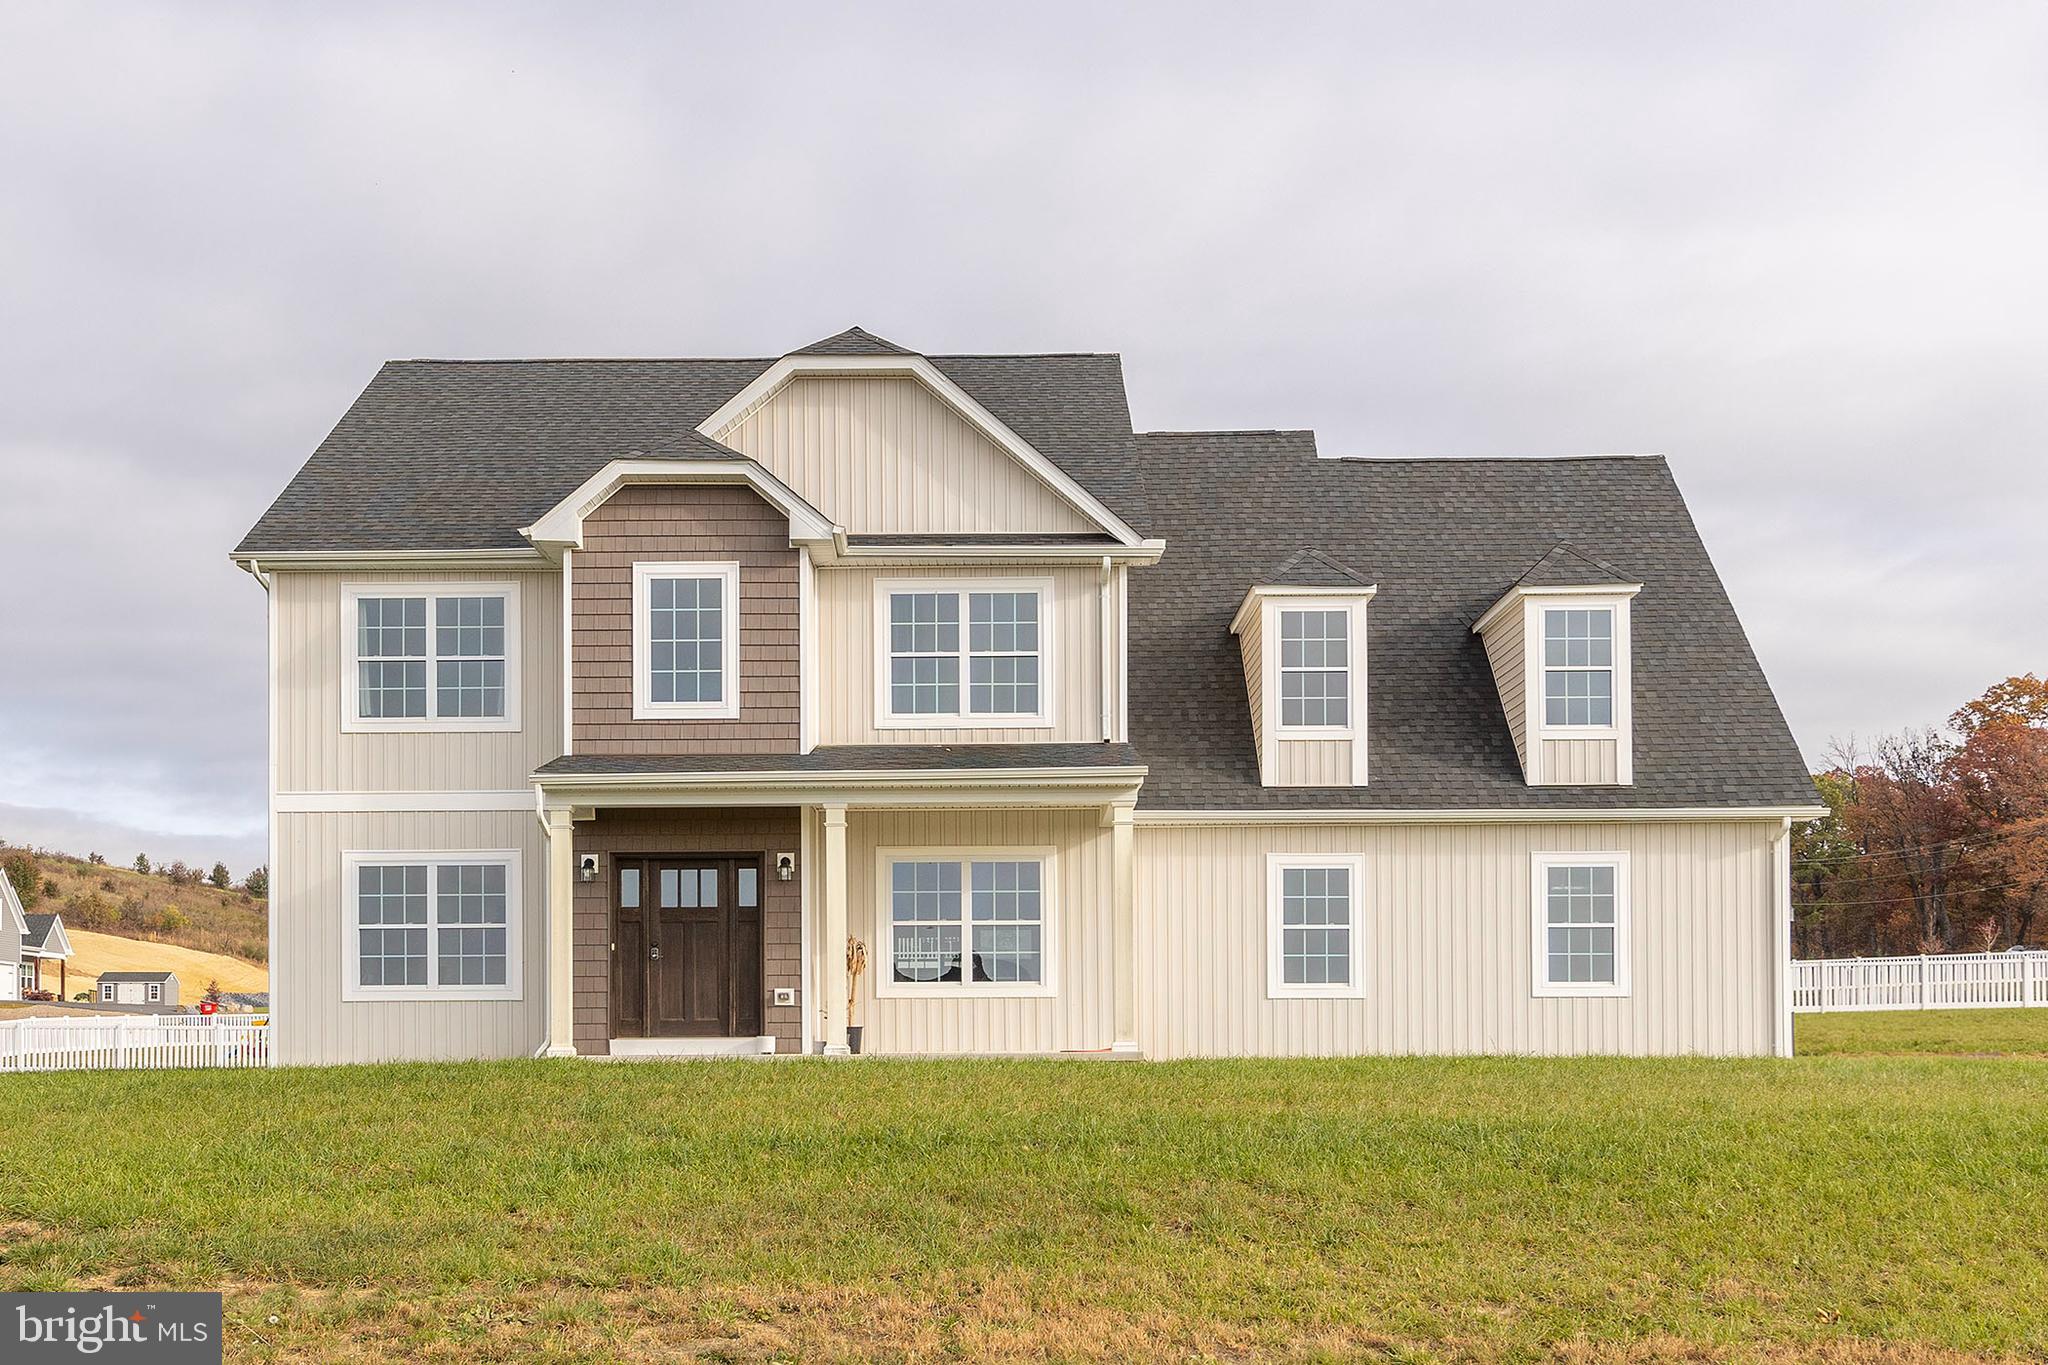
[789, 326, 915, 357]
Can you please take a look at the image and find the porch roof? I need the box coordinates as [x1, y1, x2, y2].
[536, 742, 1140, 778]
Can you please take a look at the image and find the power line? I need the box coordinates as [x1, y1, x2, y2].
[1794, 871, 2048, 910]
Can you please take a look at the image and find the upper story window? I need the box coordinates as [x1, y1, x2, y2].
[1543, 608, 1614, 728]
[343, 851, 522, 1002]
[874, 578, 1053, 728]
[877, 849, 1056, 997]
[632, 562, 741, 721]
[1531, 852, 1630, 997]
[342, 583, 520, 733]
[1279, 609, 1350, 729]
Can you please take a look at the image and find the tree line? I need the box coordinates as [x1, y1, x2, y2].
[1795, 674, 2048, 957]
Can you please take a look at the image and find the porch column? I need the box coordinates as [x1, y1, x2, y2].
[821, 802, 850, 1055]
[542, 805, 578, 1058]
[1109, 802, 1139, 1056]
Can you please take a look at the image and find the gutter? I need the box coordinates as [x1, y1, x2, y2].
[1134, 805, 1829, 826]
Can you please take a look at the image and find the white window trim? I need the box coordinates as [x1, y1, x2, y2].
[147, 982, 162, 1003]
[1530, 851, 1632, 998]
[340, 849, 524, 1003]
[340, 581, 522, 734]
[631, 561, 742, 722]
[873, 845, 1059, 998]
[871, 577, 1057, 730]
[1265, 853, 1368, 1000]
[1270, 601, 1363, 739]
[1529, 596, 1632, 746]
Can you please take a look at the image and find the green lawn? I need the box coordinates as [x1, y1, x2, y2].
[3, 1044, 2045, 1361]
[1796, 1006, 2048, 1058]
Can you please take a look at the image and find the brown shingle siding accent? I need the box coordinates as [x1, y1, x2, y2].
[571, 808, 804, 1056]
[572, 484, 801, 755]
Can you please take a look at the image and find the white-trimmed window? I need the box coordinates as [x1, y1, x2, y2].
[1265, 854, 1367, 998]
[100, 982, 115, 1002]
[876, 848, 1056, 996]
[874, 579, 1053, 727]
[146, 982, 162, 1003]
[342, 583, 520, 732]
[632, 561, 741, 721]
[1542, 607, 1614, 728]
[1279, 609, 1350, 728]
[342, 851, 523, 1001]
[1531, 853, 1631, 997]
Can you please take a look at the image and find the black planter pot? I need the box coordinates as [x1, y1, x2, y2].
[847, 1025, 864, 1055]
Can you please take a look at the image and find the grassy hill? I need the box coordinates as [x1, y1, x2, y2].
[62, 929, 268, 1005]
[2, 843, 267, 967]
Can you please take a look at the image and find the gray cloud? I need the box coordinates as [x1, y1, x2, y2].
[3, 1, 2044, 860]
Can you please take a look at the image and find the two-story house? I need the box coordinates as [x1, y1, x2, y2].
[233, 327, 1822, 1065]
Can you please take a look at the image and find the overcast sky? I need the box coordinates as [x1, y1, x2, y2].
[2, 2, 2044, 871]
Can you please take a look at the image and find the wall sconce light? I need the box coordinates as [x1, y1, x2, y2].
[578, 854, 600, 883]
[775, 852, 796, 882]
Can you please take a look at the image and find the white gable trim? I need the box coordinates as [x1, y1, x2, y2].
[24, 914, 73, 959]
[0, 876, 26, 939]
[520, 457, 837, 552]
[696, 353, 1143, 547]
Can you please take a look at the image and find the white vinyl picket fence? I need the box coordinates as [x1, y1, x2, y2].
[1791, 952, 2048, 1013]
[0, 1015, 269, 1072]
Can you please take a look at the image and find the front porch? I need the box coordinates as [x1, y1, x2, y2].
[533, 746, 1145, 1058]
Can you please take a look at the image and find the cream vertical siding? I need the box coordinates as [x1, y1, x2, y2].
[834, 807, 1115, 1055]
[716, 375, 1097, 535]
[1273, 739, 1353, 786]
[814, 565, 1105, 745]
[1478, 607, 1529, 775]
[273, 810, 547, 1065]
[1239, 613, 1265, 772]
[274, 569, 562, 793]
[1541, 738, 1620, 785]
[1135, 819, 1780, 1059]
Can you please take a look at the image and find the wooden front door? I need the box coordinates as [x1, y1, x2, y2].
[612, 856, 764, 1038]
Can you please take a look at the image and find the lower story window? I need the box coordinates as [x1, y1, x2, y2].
[1532, 853, 1631, 997]
[880, 850, 1054, 995]
[344, 851, 522, 1001]
[1266, 854, 1366, 998]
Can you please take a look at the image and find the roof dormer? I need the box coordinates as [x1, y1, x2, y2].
[1472, 544, 1640, 786]
[1230, 550, 1377, 788]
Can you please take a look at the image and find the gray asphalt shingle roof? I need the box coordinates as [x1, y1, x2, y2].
[97, 971, 176, 983]
[1127, 432, 1816, 810]
[234, 342, 1145, 554]
[21, 913, 61, 952]
[236, 337, 1814, 812]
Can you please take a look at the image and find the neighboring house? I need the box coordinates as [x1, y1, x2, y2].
[98, 971, 179, 1008]
[233, 327, 1822, 1066]
[0, 876, 22, 1001]
[3, 882, 75, 1000]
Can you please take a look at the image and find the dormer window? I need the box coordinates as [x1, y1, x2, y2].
[1472, 548, 1639, 786]
[1230, 552, 1377, 789]
[1542, 607, 1614, 729]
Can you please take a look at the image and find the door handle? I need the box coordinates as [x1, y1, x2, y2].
[650, 945, 660, 960]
